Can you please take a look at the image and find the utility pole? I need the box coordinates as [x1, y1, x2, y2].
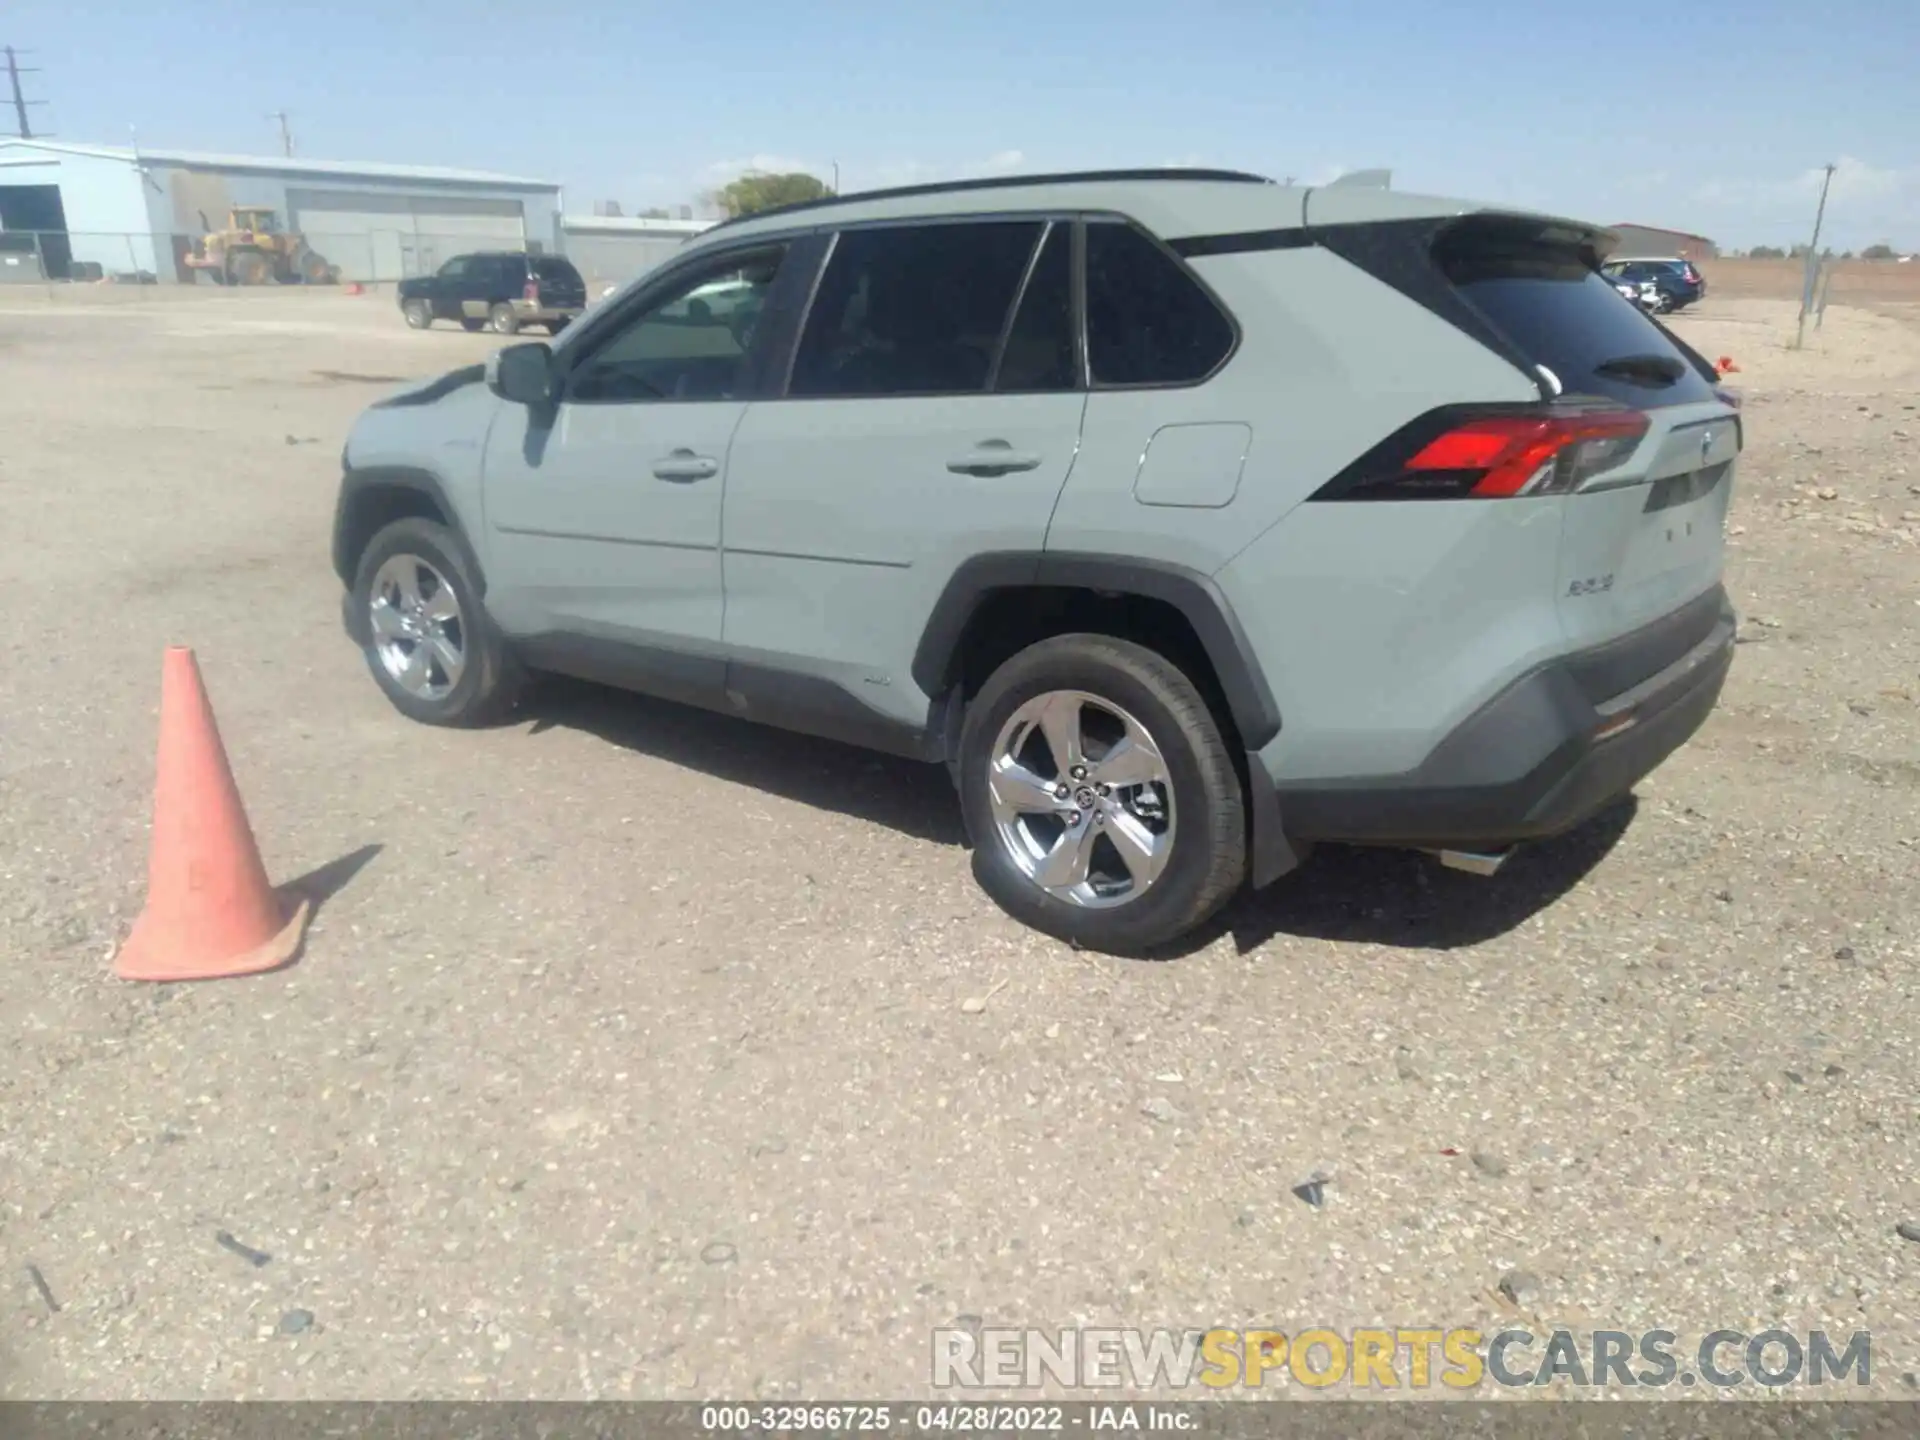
[269, 110, 293, 157]
[5, 46, 48, 139]
[1793, 162, 1837, 350]
[831, 160, 840, 194]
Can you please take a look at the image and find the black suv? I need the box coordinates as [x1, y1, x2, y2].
[1601, 258, 1706, 313]
[398, 252, 587, 335]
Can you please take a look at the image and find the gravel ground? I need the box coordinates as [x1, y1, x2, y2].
[0, 285, 1915, 1401]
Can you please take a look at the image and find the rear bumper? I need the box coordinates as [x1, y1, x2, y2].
[1273, 585, 1736, 849]
[509, 300, 582, 323]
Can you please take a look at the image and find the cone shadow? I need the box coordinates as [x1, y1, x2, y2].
[284, 842, 384, 924]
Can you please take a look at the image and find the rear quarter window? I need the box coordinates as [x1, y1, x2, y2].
[533, 257, 582, 283]
[1084, 221, 1235, 386]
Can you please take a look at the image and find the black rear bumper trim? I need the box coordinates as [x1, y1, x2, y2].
[1275, 586, 1735, 848]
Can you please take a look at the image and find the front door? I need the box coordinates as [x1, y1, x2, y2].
[423, 256, 469, 319]
[721, 218, 1087, 733]
[479, 242, 795, 701]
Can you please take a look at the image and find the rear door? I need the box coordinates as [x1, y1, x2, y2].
[449, 255, 504, 321]
[1435, 224, 1739, 649]
[719, 217, 1087, 733]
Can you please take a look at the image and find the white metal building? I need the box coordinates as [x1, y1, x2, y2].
[561, 214, 716, 295]
[0, 139, 562, 283]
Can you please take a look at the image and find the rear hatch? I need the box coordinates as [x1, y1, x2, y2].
[1430, 216, 1738, 650]
[529, 255, 587, 309]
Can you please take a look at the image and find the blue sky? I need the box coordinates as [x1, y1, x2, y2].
[9, 0, 1917, 249]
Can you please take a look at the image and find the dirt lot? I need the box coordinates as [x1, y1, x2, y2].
[1703, 257, 1920, 315]
[1, 283, 1916, 1402]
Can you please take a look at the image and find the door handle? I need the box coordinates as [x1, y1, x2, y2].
[651, 450, 719, 482]
[947, 441, 1042, 477]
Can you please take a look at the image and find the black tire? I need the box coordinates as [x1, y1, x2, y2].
[350, 517, 523, 728]
[460, 317, 486, 333]
[958, 634, 1246, 956]
[547, 318, 570, 335]
[488, 303, 519, 335]
[402, 298, 433, 330]
[231, 251, 271, 287]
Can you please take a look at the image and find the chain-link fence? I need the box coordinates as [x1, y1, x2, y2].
[0, 228, 565, 286]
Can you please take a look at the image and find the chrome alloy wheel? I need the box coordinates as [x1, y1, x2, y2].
[368, 554, 466, 701]
[987, 689, 1175, 909]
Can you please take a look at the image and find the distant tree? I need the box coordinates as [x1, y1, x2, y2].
[1841, 250, 1855, 260]
[711, 171, 833, 218]
[1861, 243, 1898, 261]
[1748, 245, 1787, 259]
[639, 207, 671, 219]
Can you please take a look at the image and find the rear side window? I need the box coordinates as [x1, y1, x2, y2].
[993, 222, 1076, 392]
[790, 221, 1043, 398]
[1435, 224, 1715, 407]
[533, 256, 581, 284]
[1084, 221, 1234, 387]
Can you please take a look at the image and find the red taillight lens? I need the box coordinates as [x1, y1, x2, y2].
[1405, 411, 1649, 497]
[1317, 406, 1651, 501]
[523, 279, 540, 303]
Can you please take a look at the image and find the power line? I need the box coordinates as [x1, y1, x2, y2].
[5, 45, 51, 139]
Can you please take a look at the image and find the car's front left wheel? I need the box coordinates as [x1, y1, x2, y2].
[958, 634, 1246, 956]
[351, 517, 522, 727]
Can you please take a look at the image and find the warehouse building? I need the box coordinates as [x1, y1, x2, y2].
[1608, 222, 1718, 261]
[562, 213, 716, 294]
[0, 139, 561, 283]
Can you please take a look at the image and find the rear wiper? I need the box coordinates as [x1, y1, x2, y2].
[1595, 353, 1685, 384]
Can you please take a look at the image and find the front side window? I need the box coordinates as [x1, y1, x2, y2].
[565, 246, 787, 404]
[1084, 221, 1234, 387]
[789, 221, 1043, 398]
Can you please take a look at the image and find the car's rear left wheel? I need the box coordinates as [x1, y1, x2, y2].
[958, 634, 1246, 956]
[402, 298, 432, 329]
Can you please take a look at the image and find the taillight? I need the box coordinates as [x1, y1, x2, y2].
[523, 279, 540, 303]
[1312, 406, 1651, 501]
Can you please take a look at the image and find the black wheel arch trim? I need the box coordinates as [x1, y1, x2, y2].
[910, 551, 1283, 752]
[332, 464, 483, 593]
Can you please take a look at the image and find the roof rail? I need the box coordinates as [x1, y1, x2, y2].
[709, 166, 1275, 231]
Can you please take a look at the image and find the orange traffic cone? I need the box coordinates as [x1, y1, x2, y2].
[344, 282, 364, 296]
[1716, 355, 1741, 375]
[114, 648, 309, 982]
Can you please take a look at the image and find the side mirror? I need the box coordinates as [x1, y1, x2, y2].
[487, 341, 554, 406]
